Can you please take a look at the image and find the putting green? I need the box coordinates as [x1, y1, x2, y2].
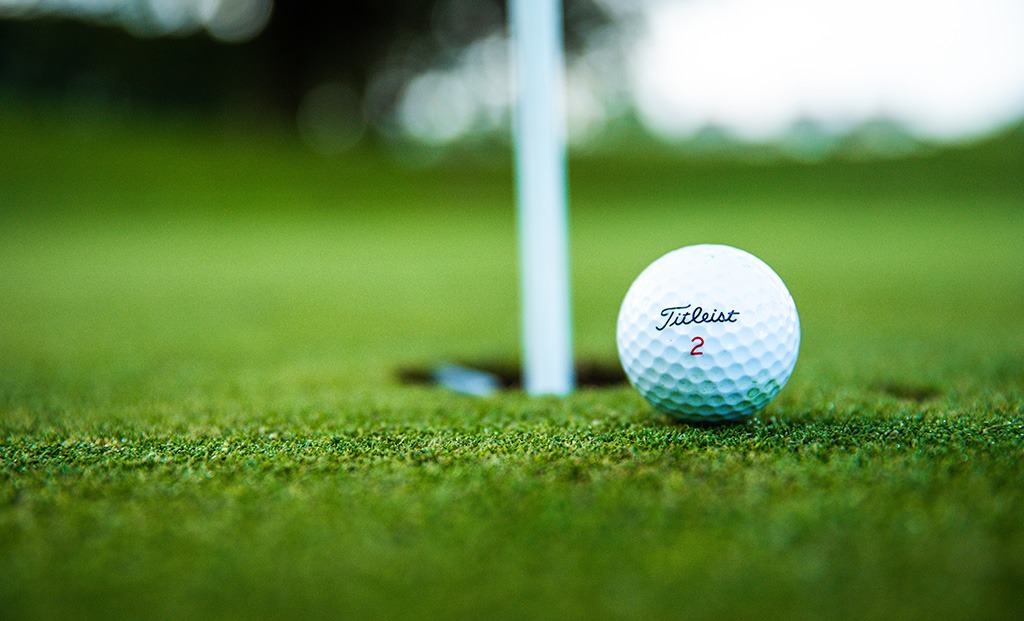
[1, 111, 1022, 619]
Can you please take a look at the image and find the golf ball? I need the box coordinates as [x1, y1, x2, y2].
[617, 244, 800, 424]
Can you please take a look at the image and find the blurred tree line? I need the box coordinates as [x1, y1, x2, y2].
[0, 1, 608, 124]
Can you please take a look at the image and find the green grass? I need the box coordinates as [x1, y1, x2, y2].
[1, 108, 1023, 619]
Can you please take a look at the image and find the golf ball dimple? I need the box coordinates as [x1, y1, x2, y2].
[616, 244, 800, 424]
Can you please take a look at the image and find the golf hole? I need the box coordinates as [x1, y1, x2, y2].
[396, 360, 627, 395]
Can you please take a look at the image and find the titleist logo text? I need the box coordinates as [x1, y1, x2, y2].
[656, 305, 740, 331]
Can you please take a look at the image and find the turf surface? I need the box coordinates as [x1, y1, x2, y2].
[1, 109, 1023, 619]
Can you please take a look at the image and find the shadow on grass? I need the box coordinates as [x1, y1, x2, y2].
[872, 381, 942, 403]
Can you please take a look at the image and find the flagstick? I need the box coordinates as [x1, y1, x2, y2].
[509, 0, 575, 395]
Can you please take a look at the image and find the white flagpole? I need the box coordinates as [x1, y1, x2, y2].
[509, 0, 575, 395]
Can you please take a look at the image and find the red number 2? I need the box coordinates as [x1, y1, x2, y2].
[690, 336, 705, 356]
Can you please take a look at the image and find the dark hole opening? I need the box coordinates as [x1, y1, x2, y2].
[396, 359, 628, 389]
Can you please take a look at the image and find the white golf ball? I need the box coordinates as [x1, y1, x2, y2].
[617, 244, 800, 424]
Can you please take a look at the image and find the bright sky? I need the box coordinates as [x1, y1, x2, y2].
[632, 0, 1024, 141]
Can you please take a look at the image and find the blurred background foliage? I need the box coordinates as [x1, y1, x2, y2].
[2, 0, 1023, 161]
[0, 0, 610, 152]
